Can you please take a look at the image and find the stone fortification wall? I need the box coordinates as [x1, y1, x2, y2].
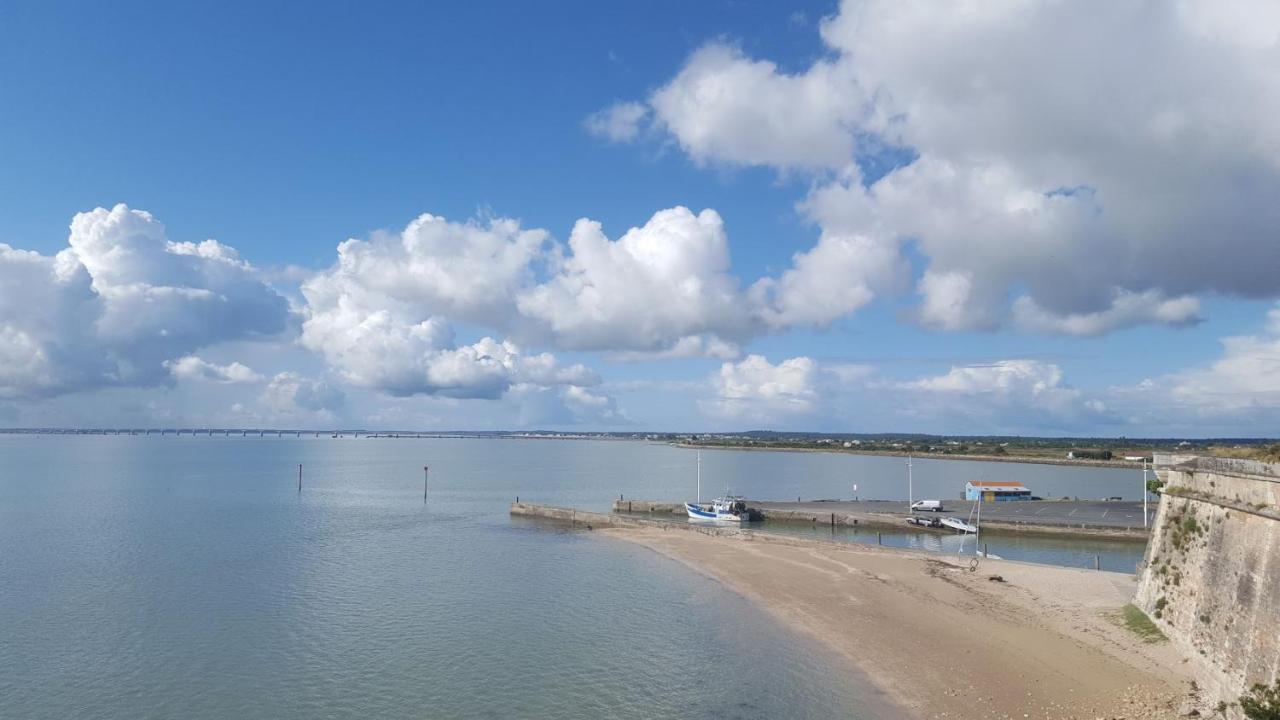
[1134, 454, 1280, 713]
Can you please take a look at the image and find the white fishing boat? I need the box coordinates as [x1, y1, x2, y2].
[940, 516, 978, 533]
[685, 496, 749, 522]
[684, 451, 749, 522]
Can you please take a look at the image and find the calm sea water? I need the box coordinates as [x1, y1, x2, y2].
[0, 435, 1143, 718]
[1, 435, 898, 720]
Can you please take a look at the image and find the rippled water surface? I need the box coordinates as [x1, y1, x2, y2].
[2, 435, 911, 719]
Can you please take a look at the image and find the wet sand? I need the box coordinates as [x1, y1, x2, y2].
[601, 527, 1191, 719]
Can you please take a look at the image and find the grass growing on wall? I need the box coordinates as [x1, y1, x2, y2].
[1115, 604, 1168, 643]
[1241, 681, 1280, 719]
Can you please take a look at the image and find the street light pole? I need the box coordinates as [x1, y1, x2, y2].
[1142, 459, 1149, 528]
[908, 455, 913, 510]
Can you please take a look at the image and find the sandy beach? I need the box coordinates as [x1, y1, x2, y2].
[602, 527, 1192, 719]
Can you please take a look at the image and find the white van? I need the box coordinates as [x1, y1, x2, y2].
[910, 500, 943, 512]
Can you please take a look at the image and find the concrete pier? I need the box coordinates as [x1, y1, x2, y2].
[613, 498, 1151, 539]
[511, 502, 876, 544]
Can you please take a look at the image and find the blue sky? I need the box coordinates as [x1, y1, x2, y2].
[1, 0, 1278, 436]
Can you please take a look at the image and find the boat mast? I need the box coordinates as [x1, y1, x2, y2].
[697, 451, 702, 504]
[975, 497, 981, 551]
[907, 454, 913, 509]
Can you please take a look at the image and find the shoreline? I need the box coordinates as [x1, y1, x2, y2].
[672, 441, 1145, 469]
[597, 524, 1189, 719]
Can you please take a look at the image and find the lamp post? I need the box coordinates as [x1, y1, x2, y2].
[907, 455, 913, 510]
[1142, 459, 1152, 528]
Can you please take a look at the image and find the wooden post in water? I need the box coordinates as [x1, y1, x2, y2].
[298, 464, 302, 492]
[424, 466, 429, 503]
[1094, 555, 1100, 571]
[984, 542, 988, 557]
[877, 532, 882, 545]
[830, 513, 835, 529]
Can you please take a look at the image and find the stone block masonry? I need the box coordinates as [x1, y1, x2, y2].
[1134, 454, 1280, 715]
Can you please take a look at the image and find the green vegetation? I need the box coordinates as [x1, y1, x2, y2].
[1210, 443, 1280, 463]
[1240, 681, 1280, 719]
[1117, 603, 1167, 642]
[1147, 475, 1166, 495]
[1166, 505, 1207, 553]
[671, 432, 1277, 465]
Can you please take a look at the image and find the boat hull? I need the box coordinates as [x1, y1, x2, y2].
[685, 502, 746, 522]
[940, 517, 978, 533]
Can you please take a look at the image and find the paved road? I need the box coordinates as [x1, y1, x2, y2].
[759, 499, 1154, 529]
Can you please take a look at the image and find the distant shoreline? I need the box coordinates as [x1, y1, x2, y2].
[671, 441, 1143, 469]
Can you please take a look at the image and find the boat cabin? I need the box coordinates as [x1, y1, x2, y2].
[713, 496, 747, 515]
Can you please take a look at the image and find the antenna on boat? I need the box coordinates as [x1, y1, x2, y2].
[696, 451, 702, 504]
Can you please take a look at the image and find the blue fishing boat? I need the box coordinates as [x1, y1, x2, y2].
[685, 496, 749, 522]
[684, 452, 749, 522]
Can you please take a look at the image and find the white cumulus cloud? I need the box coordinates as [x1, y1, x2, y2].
[165, 356, 263, 384]
[895, 359, 1115, 429]
[701, 354, 876, 424]
[583, 101, 649, 142]
[1114, 304, 1280, 426]
[614, 0, 1280, 334]
[516, 206, 754, 353]
[262, 372, 346, 417]
[648, 43, 864, 169]
[301, 212, 549, 332]
[704, 354, 817, 421]
[0, 204, 289, 399]
[299, 288, 598, 400]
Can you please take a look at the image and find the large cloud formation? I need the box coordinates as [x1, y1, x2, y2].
[0, 204, 288, 399]
[894, 359, 1115, 429]
[516, 207, 755, 353]
[301, 205, 878, 366]
[604, 0, 1280, 335]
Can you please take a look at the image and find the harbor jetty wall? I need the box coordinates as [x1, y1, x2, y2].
[511, 502, 922, 551]
[1134, 454, 1280, 712]
[611, 499, 1148, 539]
[510, 503, 640, 528]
